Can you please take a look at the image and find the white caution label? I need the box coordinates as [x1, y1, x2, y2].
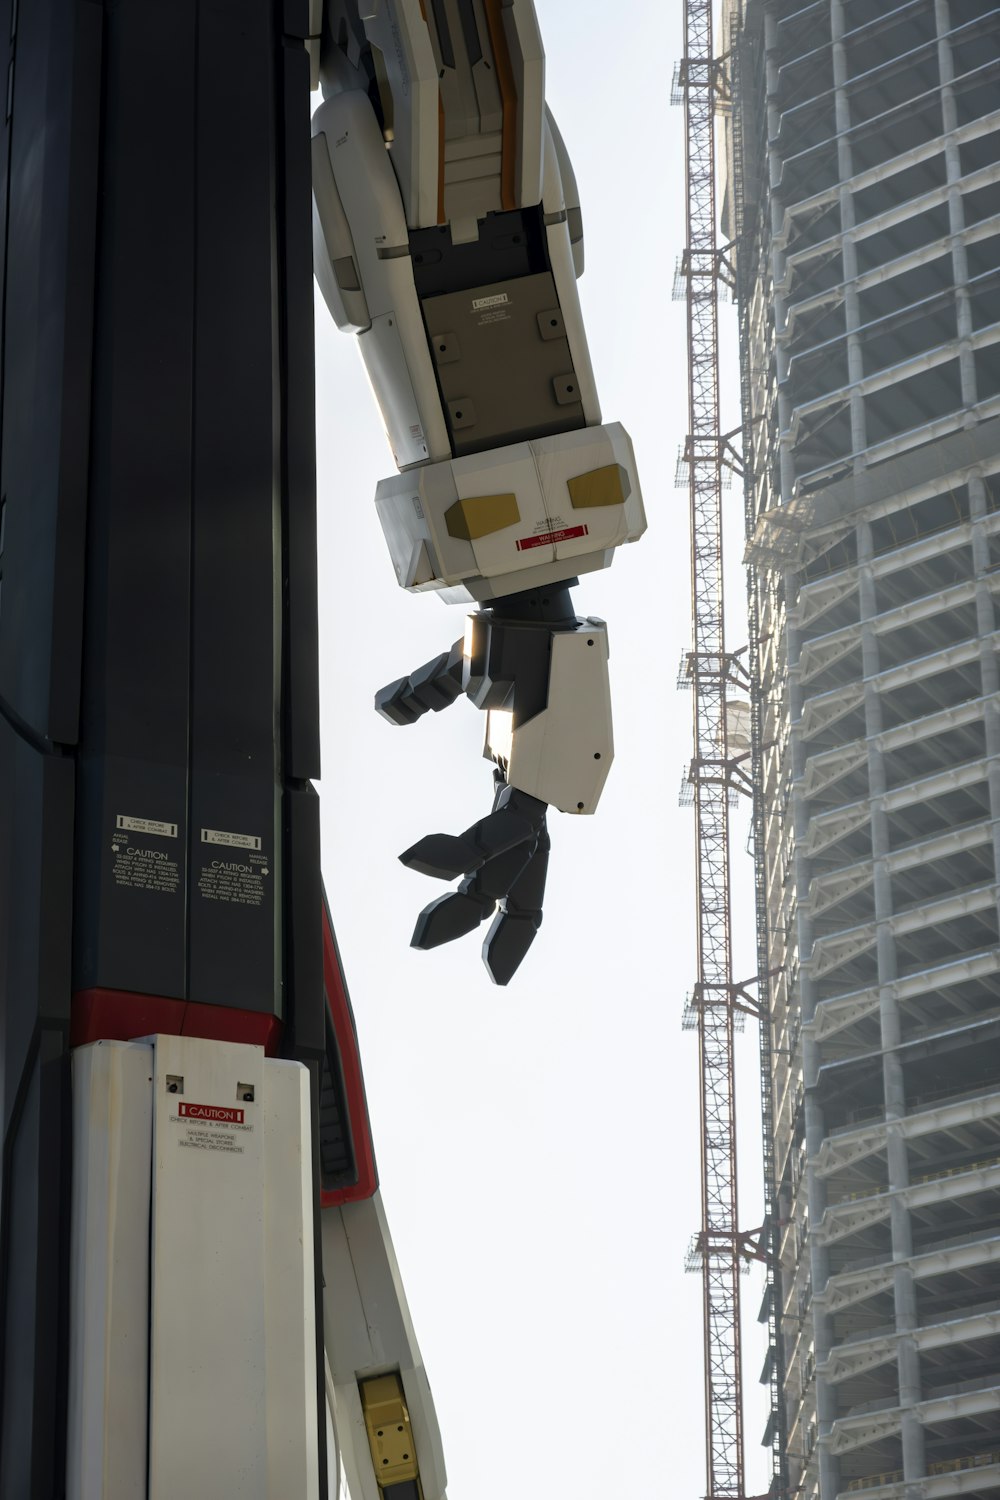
[117, 814, 178, 838]
[201, 828, 262, 851]
[171, 1102, 255, 1155]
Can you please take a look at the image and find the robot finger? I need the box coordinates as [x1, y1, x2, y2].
[508, 817, 550, 914]
[399, 802, 539, 881]
[410, 888, 493, 950]
[482, 817, 550, 985]
[409, 839, 535, 951]
[482, 908, 542, 987]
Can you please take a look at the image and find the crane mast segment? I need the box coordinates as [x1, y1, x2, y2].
[682, 3, 750, 1500]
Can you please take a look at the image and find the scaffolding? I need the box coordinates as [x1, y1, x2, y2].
[728, 3, 789, 1496]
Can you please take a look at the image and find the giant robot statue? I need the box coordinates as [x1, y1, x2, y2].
[0, 1, 643, 1495]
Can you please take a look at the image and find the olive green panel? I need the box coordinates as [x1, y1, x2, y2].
[567, 463, 631, 510]
[360, 1372, 421, 1488]
[445, 491, 520, 540]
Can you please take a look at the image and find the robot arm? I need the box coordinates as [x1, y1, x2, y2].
[312, 0, 645, 981]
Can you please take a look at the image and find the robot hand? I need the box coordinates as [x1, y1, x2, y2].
[375, 585, 612, 982]
[402, 770, 549, 987]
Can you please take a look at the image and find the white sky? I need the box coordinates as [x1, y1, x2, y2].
[315, 3, 771, 1493]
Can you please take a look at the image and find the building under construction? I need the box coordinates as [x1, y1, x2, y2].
[722, 3, 1000, 1499]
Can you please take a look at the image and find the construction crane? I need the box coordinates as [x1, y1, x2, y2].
[679, 3, 751, 1499]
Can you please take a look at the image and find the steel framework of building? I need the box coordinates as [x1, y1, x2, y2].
[722, 5, 1000, 1500]
[687, 4, 1000, 1499]
[727, 4, 788, 1496]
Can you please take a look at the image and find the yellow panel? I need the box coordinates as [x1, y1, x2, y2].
[567, 463, 630, 510]
[445, 492, 520, 541]
[360, 1373, 421, 1488]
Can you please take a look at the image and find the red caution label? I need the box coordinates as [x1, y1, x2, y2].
[178, 1102, 244, 1124]
[516, 524, 588, 551]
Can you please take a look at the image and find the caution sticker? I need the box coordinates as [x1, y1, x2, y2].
[516, 524, 588, 551]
